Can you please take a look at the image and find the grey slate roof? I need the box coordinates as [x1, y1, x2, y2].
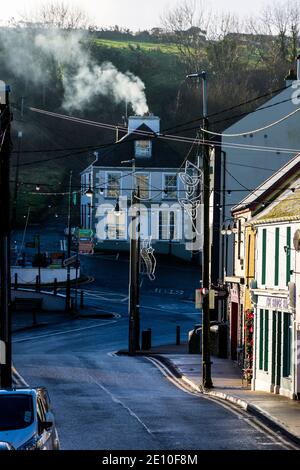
[93, 123, 185, 169]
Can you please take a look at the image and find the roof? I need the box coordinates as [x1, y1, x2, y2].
[255, 187, 300, 224]
[93, 123, 185, 169]
[232, 152, 300, 214]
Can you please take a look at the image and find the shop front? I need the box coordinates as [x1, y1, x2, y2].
[252, 292, 295, 399]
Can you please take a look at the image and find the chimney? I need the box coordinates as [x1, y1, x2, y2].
[297, 54, 300, 81]
[128, 114, 160, 135]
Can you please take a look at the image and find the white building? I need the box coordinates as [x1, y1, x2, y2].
[80, 115, 201, 261]
[221, 58, 300, 273]
[250, 178, 300, 399]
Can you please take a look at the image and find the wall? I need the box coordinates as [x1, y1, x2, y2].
[11, 267, 79, 284]
[11, 289, 66, 311]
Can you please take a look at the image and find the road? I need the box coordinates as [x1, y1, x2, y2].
[12, 253, 291, 450]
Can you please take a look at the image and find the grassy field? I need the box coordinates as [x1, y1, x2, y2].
[92, 38, 180, 55]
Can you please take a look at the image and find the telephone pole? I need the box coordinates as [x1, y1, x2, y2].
[128, 157, 141, 354]
[65, 170, 73, 313]
[0, 84, 13, 388]
[187, 71, 213, 389]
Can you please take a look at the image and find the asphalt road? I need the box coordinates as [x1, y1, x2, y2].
[12, 253, 291, 450]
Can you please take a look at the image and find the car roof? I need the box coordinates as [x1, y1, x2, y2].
[0, 388, 37, 397]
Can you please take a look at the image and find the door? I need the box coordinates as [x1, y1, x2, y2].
[231, 302, 238, 360]
[271, 311, 282, 391]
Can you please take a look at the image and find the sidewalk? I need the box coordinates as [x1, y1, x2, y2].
[149, 343, 300, 445]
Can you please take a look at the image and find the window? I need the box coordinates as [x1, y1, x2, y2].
[259, 309, 269, 372]
[163, 174, 177, 199]
[106, 210, 127, 240]
[158, 209, 181, 241]
[136, 174, 149, 199]
[283, 313, 292, 377]
[0, 394, 34, 431]
[135, 140, 152, 158]
[106, 173, 121, 198]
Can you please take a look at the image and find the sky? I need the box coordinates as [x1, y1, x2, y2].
[1, 0, 274, 31]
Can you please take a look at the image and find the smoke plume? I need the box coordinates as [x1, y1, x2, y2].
[0, 28, 149, 114]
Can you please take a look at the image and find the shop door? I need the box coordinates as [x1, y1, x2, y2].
[231, 302, 238, 360]
[271, 311, 282, 390]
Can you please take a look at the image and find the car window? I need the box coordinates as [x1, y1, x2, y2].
[0, 394, 34, 431]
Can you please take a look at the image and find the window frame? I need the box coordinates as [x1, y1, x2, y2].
[105, 171, 122, 199]
[162, 173, 178, 200]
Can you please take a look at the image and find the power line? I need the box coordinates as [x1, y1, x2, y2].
[202, 107, 300, 138]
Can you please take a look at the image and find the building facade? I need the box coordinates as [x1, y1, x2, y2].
[250, 190, 300, 399]
[80, 115, 202, 261]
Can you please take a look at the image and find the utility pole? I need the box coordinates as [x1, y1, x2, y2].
[127, 159, 141, 354]
[0, 84, 13, 388]
[65, 170, 73, 313]
[12, 131, 22, 228]
[187, 71, 213, 389]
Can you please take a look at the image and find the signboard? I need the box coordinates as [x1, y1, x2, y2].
[78, 241, 94, 254]
[78, 229, 93, 238]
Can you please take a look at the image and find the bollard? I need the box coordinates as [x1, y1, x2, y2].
[141, 329, 152, 350]
[80, 290, 84, 309]
[14, 273, 18, 290]
[176, 325, 181, 345]
[53, 278, 57, 295]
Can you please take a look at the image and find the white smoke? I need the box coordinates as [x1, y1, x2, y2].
[1, 28, 149, 114]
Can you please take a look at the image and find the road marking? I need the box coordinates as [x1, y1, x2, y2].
[12, 365, 29, 387]
[87, 372, 154, 436]
[146, 356, 298, 450]
[13, 320, 117, 343]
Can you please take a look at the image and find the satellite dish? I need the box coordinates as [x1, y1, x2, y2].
[293, 229, 300, 251]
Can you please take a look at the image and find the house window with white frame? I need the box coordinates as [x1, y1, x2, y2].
[158, 209, 181, 241]
[163, 174, 177, 199]
[136, 173, 149, 199]
[106, 210, 127, 240]
[106, 173, 121, 198]
[135, 140, 152, 158]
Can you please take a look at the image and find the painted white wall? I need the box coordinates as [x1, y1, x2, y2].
[11, 267, 79, 284]
[223, 82, 300, 214]
[256, 223, 296, 290]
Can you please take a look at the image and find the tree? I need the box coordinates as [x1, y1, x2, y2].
[246, 0, 300, 84]
[161, 0, 209, 73]
[19, 0, 89, 30]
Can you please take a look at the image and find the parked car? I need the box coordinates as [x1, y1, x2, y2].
[0, 388, 60, 450]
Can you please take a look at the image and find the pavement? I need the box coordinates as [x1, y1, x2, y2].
[146, 343, 300, 446]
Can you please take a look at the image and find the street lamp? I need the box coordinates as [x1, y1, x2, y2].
[86, 186, 94, 198]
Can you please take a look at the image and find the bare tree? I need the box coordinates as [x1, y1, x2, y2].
[246, 0, 300, 83]
[19, 1, 89, 30]
[161, 0, 209, 73]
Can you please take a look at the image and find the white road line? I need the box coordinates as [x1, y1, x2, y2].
[87, 373, 154, 436]
[13, 320, 117, 343]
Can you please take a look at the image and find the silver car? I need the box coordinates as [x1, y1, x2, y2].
[0, 388, 60, 450]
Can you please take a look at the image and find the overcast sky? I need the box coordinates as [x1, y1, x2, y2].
[2, 0, 273, 30]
